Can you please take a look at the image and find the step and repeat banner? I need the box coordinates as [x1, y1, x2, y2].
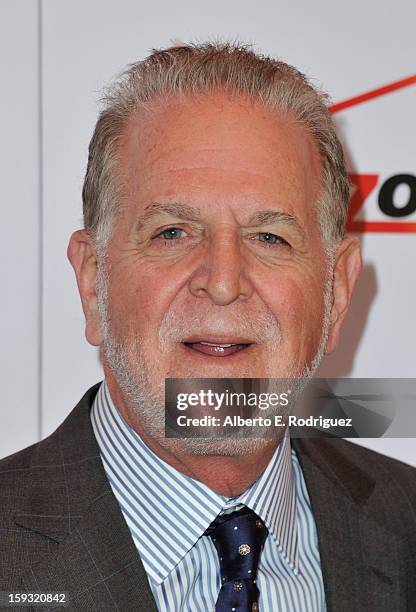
[1, 0, 415, 462]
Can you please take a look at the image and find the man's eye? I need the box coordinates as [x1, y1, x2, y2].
[157, 227, 185, 240]
[257, 232, 289, 246]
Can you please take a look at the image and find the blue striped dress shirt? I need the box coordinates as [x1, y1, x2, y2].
[91, 381, 327, 611]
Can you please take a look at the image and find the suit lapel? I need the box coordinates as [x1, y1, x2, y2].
[15, 384, 158, 612]
[292, 437, 402, 612]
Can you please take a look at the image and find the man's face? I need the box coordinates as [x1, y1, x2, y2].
[76, 91, 357, 454]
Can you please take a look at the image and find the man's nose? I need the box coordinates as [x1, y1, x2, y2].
[188, 225, 254, 305]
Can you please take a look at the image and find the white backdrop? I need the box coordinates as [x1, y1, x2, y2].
[1, 0, 415, 462]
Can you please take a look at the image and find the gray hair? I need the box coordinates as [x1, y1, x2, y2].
[82, 40, 349, 258]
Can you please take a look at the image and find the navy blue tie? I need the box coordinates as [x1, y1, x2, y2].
[204, 506, 268, 612]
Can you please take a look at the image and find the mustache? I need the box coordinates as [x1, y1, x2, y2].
[158, 306, 282, 351]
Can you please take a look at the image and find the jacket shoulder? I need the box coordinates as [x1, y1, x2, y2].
[293, 435, 416, 529]
[0, 384, 103, 589]
[324, 437, 416, 480]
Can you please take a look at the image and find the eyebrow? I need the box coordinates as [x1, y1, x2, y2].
[135, 202, 201, 231]
[246, 209, 303, 231]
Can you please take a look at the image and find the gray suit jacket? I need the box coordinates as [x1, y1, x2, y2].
[1, 383, 415, 611]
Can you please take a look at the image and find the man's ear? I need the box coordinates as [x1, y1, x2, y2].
[67, 229, 103, 346]
[325, 235, 362, 354]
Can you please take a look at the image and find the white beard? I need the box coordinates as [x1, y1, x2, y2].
[96, 261, 334, 456]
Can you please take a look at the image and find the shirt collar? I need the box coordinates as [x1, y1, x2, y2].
[91, 380, 299, 584]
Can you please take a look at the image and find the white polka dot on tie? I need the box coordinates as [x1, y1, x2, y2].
[234, 526, 238, 530]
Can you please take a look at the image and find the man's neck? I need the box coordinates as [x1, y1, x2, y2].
[105, 377, 282, 498]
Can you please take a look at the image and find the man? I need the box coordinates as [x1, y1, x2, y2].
[1, 41, 415, 612]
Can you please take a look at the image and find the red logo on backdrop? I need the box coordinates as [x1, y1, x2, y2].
[330, 75, 416, 233]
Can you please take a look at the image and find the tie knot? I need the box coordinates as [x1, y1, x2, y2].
[204, 506, 268, 584]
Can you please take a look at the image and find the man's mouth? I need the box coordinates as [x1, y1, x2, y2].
[182, 338, 254, 357]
